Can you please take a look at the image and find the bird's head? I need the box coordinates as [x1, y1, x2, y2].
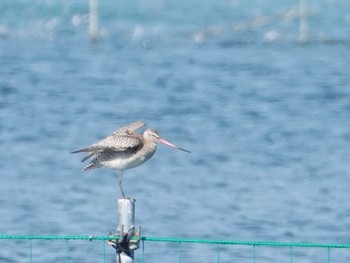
[143, 129, 190, 153]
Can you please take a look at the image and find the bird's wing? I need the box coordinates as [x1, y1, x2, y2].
[71, 121, 146, 162]
[93, 134, 142, 150]
[112, 121, 146, 135]
[72, 135, 143, 155]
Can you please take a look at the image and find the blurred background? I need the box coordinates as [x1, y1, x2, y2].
[0, 0, 350, 262]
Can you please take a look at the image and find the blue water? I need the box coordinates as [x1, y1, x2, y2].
[1, 0, 350, 262]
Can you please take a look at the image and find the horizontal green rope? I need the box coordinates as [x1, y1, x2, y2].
[0, 235, 118, 241]
[142, 236, 350, 249]
[0, 235, 349, 249]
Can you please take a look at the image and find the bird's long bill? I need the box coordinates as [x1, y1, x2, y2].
[159, 138, 190, 153]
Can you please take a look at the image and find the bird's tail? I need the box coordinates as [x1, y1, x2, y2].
[71, 148, 96, 162]
[71, 148, 91, 154]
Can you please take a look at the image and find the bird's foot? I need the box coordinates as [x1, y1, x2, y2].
[118, 196, 134, 201]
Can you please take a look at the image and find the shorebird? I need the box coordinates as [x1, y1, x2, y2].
[72, 121, 190, 198]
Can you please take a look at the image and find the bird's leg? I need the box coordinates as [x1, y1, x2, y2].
[118, 170, 126, 199]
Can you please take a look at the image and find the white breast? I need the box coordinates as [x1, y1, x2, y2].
[102, 144, 157, 170]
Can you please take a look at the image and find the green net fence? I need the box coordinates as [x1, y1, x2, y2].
[1, 235, 350, 263]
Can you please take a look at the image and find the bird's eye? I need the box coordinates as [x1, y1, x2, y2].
[152, 132, 160, 139]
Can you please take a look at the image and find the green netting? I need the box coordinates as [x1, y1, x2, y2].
[0, 235, 349, 263]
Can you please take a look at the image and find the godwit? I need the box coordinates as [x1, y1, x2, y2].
[72, 121, 190, 198]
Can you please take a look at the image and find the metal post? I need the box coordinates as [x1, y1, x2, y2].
[117, 198, 136, 235]
[117, 198, 136, 263]
[108, 198, 140, 262]
[89, 0, 99, 41]
[299, 0, 308, 44]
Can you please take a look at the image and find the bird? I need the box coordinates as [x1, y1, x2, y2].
[72, 121, 190, 198]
